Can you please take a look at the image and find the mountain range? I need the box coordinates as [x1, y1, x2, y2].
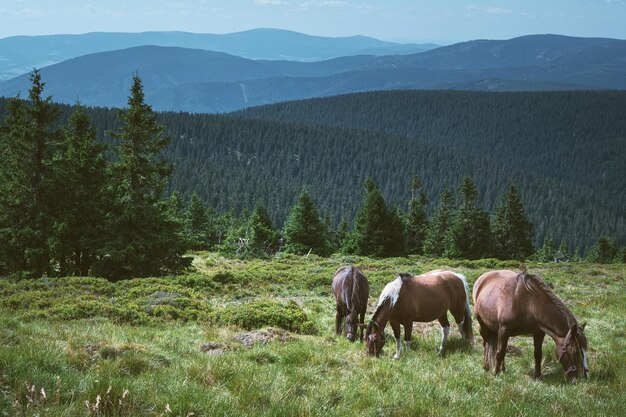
[0, 28, 435, 81]
[0, 32, 625, 113]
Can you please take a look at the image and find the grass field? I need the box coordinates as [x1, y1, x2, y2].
[1, 253, 625, 416]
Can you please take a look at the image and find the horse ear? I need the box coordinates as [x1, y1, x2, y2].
[581, 322, 587, 331]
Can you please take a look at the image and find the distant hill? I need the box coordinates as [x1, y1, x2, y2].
[0, 28, 435, 81]
[1, 34, 625, 113]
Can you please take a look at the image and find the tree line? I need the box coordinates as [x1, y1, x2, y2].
[0, 71, 188, 279]
[1, 74, 623, 279]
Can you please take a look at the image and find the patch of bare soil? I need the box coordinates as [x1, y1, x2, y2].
[233, 327, 293, 347]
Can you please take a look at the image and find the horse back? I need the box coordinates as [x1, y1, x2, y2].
[473, 270, 533, 332]
[332, 266, 369, 313]
[397, 271, 467, 322]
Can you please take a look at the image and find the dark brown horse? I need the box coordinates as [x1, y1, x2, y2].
[473, 269, 589, 382]
[364, 270, 473, 358]
[332, 266, 369, 342]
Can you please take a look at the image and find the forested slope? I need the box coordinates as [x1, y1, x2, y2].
[1, 90, 623, 253]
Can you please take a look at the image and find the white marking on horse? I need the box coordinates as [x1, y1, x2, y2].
[378, 276, 403, 307]
[394, 337, 402, 360]
[439, 325, 450, 354]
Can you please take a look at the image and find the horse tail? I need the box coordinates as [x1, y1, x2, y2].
[453, 272, 474, 343]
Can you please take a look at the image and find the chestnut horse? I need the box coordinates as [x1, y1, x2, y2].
[473, 269, 589, 382]
[332, 266, 369, 342]
[364, 270, 473, 359]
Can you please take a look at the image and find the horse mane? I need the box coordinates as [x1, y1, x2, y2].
[518, 269, 579, 328]
[377, 275, 404, 308]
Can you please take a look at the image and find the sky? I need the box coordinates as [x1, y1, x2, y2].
[1, 0, 625, 44]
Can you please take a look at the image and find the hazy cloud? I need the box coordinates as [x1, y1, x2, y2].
[300, 1, 349, 7]
[254, 0, 289, 5]
[466, 5, 513, 15]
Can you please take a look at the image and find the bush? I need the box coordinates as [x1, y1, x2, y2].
[217, 299, 317, 334]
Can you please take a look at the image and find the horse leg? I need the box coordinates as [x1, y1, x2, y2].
[476, 313, 493, 371]
[390, 320, 402, 360]
[533, 331, 546, 379]
[403, 321, 413, 353]
[495, 327, 509, 375]
[358, 308, 366, 341]
[438, 315, 451, 356]
[335, 306, 343, 336]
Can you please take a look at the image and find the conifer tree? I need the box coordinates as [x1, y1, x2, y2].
[424, 188, 455, 258]
[406, 176, 428, 255]
[587, 236, 619, 263]
[492, 185, 534, 261]
[92, 75, 189, 278]
[537, 236, 557, 262]
[334, 219, 350, 252]
[348, 178, 405, 257]
[445, 177, 492, 259]
[283, 189, 331, 256]
[186, 193, 215, 250]
[0, 70, 60, 277]
[50, 105, 109, 275]
[248, 203, 280, 255]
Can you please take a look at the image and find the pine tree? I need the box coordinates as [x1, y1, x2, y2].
[424, 188, 455, 258]
[50, 105, 109, 276]
[445, 177, 493, 259]
[492, 185, 534, 261]
[0, 70, 60, 277]
[283, 189, 331, 256]
[406, 176, 428, 255]
[92, 75, 189, 278]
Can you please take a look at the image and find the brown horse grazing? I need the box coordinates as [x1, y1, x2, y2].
[473, 269, 589, 382]
[364, 270, 473, 359]
[331, 266, 369, 342]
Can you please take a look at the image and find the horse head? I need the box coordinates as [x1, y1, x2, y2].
[558, 323, 589, 382]
[364, 321, 385, 357]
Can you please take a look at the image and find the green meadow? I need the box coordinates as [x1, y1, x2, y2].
[1, 254, 624, 416]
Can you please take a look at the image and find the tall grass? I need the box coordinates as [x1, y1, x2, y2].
[1, 255, 624, 416]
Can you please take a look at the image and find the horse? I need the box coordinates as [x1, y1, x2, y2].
[364, 270, 473, 359]
[473, 269, 589, 382]
[331, 266, 370, 342]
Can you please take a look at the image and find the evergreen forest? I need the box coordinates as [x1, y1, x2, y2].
[1, 81, 625, 279]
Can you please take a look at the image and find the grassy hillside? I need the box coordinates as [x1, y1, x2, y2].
[1, 255, 624, 416]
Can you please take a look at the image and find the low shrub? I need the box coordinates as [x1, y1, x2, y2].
[216, 299, 317, 334]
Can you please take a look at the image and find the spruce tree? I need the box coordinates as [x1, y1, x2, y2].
[537, 236, 557, 262]
[587, 236, 619, 263]
[186, 193, 215, 250]
[492, 185, 534, 261]
[406, 176, 428, 255]
[0, 70, 60, 277]
[283, 189, 331, 256]
[50, 105, 109, 275]
[348, 178, 405, 257]
[92, 75, 189, 278]
[445, 177, 492, 259]
[424, 188, 455, 258]
[248, 203, 279, 256]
